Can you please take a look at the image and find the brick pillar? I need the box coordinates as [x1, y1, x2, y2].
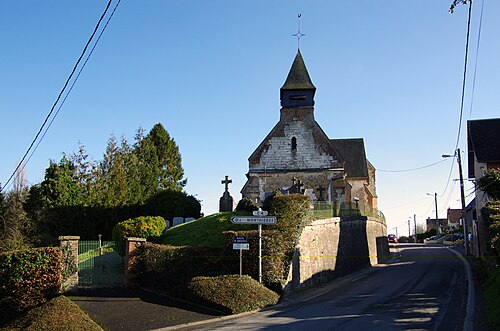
[124, 237, 146, 288]
[59, 236, 80, 293]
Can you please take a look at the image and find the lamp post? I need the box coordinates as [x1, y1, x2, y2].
[442, 148, 469, 255]
[427, 192, 440, 234]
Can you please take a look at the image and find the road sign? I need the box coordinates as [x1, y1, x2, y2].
[233, 236, 248, 243]
[253, 210, 268, 216]
[233, 243, 249, 250]
[231, 216, 277, 225]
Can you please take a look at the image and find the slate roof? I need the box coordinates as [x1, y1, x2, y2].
[468, 118, 500, 162]
[330, 138, 369, 178]
[281, 50, 316, 91]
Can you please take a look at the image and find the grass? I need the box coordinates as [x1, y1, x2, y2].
[1, 295, 102, 331]
[160, 212, 255, 247]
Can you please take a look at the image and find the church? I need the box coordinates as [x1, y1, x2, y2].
[241, 49, 378, 213]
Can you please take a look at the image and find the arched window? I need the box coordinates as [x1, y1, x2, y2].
[291, 137, 297, 151]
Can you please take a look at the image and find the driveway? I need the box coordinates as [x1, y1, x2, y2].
[69, 288, 224, 331]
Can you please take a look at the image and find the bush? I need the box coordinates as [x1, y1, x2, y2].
[136, 243, 237, 292]
[0, 247, 61, 320]
[235, 198, 259, 212]
[143, 189, 201, 221]
[181, 275, 279, 314]
[112, 216, 166, 242]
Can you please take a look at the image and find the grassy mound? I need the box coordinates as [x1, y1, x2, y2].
[1, 295, 101, 331]
[181, 275, 279, 314]
[161, 212, 254, 247]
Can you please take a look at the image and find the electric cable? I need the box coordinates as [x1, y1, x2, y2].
[469, 0, 484, 118]
[1, 0, 115, 192]
[377, 159, 448, 173]
[25, 0, 122, 170]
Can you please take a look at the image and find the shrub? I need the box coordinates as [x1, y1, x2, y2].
[112, 216, 166, 242]
[136, 243, 237, 292]
[235, 198, 259, 212]
[0, 247, 61, 319]
[181, 275, 279, 314]
[143, 189, 201, 221]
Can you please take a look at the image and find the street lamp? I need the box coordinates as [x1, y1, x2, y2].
[443, 148, 469, 255]
[427, 192, 440, 234]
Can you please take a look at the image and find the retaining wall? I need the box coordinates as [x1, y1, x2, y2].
[283, 216, 389, 295]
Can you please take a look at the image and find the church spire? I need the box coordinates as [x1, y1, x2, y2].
[280, 50, 316, 108]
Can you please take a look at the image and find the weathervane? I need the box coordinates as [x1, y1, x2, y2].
[292, 14, 305, 49]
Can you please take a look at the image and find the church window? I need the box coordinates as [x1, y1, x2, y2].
[291, 137, 297, 151]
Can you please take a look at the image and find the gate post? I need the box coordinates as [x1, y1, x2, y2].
[124, 237, 146, 288]
[59, 236, 80, 293]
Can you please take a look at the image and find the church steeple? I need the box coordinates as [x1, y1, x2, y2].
[280, 50, 316, 108]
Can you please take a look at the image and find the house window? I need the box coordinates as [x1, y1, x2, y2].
[291, 137, 297, 151]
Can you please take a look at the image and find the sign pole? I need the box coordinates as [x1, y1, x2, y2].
[239, 246, 243, 276]
[258, 223, 262, 283]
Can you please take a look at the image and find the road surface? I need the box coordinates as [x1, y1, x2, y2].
[187, 244, 468, 331]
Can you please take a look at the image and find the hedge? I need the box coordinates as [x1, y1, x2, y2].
[136, 243, 238, 292]
[180, 275, 279, 314]
[0, 247, 62, 319]
[112, 216, 166, 242]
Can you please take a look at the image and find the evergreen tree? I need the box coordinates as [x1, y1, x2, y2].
[41, 158, 83, 208]
[140, 123, 186, 191]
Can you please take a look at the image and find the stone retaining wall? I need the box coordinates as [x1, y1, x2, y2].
[283, 216, 389, 295]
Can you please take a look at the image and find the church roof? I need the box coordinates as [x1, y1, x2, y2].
[330, 138, 369, 178]
[281, 50, 316, 91]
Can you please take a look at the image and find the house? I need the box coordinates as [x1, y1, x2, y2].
[467, 118, 500, 256]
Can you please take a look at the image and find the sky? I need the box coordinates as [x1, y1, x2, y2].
[1, 0, 499, 236]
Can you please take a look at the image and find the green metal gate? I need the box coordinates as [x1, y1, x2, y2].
[78, 239, 124, 287]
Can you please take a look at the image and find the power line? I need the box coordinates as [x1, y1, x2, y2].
[468, 0, 485, 118]
[1, 0, 116, 192]
[377, 159, 448, 173]
[453, 0, 473, 152]
[25, 0, 122, 170]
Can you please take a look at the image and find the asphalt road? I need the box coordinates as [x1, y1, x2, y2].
[186, 244, 468, 331]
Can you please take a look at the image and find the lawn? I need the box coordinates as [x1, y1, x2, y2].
[161, 211, 256, 247]
[1, 296, 102, 331]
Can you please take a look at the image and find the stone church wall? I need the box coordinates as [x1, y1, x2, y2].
[250, 120, 335, 171]
[283, 216, 389, 296]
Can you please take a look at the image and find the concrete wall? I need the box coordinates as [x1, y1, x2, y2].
[283, 216, 389, 295]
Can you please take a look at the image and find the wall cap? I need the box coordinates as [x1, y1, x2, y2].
[59, 236, 80, 240]
[126, 237, 147, 242]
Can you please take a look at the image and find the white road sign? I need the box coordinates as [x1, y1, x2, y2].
[233, 243, 249, 250]
[231, 216, 277, 225]
[253, 210, 268, 216]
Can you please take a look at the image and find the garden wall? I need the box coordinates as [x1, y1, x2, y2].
[283, 216, 389, 295]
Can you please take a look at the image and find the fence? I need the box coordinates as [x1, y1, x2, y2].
[309, 201, 386, 224]
[78, 239, 124, 287]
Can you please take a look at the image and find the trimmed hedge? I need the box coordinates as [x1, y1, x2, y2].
[0, 247, 62, 319]
[136, 243, 237, 292]
[112, 216, 166, 242]
[181, 275, 279, 314]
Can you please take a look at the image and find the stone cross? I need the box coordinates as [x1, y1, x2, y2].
[318, 186, 325, 201]
[221, 175, 232, 192]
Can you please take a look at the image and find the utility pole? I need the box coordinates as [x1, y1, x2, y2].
[408, 219, 411, 241]
[434, 193, 440, 234]
[414, 214, 417, 243]
[457, 148, 469, 255]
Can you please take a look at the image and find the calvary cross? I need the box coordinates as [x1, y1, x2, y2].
[221, 175, 232, 192]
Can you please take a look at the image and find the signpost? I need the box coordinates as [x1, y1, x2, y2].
[232, 236, 249, 276]
[230, 212, 277, 282]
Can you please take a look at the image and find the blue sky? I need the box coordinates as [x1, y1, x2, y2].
[1, 1, 499, 234]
